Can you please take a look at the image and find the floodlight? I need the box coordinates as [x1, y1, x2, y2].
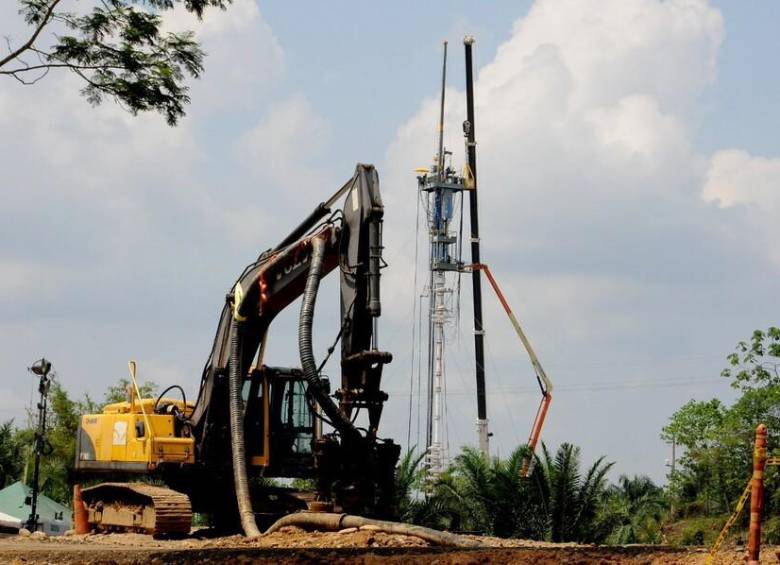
[30, 358, 51, 378]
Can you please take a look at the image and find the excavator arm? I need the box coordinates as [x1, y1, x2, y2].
[189, 164, 398, 534]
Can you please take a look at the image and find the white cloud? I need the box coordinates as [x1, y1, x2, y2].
[702, 149, 780, 266]
[162, 0, 285, 112]
[703, 149, 780, 210]
[483, 0, 723, 115]
[236, 93, 331, 189]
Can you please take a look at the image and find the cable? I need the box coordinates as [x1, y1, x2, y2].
[442, 337, 450, 463]
[385, 375, 729, 396]
[483, 338, 519, 436]
[154, 385, 187, 413]
[416, 291, 424, 451]
[316, 297, 356, 375]
[407, 185, 423, 451]
[305, 391, 337, 429]
[455, 191, 464, 339]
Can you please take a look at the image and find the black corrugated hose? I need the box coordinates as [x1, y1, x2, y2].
[299, 236, 360, 440]
[228, 317, 261, 538]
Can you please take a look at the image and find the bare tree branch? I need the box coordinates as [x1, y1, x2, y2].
[7, 65, 50, 85]
[0, 0, 64, 68]
[1, 63, 126, 74]
[1, 0, 212, 124]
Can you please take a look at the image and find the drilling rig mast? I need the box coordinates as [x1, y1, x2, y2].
[414, 36, 552, 477]
[418, 41, 470, 475]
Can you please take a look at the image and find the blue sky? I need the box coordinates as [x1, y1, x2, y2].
[1, 0, 779, 483]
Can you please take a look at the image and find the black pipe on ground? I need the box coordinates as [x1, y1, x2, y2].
[264, 512, 482, 548]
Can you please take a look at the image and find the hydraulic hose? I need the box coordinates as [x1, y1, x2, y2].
[299, 236, 360, 440]
[228, 318, 261, 538]
[264, 512, 482, 548]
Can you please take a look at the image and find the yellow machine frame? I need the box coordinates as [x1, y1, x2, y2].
[77, 366, 281, 471]
[78, 398, 195, 469]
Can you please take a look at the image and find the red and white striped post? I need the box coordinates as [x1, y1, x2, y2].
[747, 424, 768, 565]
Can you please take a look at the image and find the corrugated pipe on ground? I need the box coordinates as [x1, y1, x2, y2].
[264, 512, 482, 548]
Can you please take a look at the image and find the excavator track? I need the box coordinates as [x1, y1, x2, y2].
[81, 483, 192, 536]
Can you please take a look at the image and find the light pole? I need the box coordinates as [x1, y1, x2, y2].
[27, 358, 53, 532]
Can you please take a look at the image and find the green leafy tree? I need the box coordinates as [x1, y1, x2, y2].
[393, 448, 465, 532]
[103, 377, 158, 405]
[601, 475, 666, 544]
[723, 327, 780, 391]
[40, 381, 81, 503]
[447, 446, 495, 533]
[10, 381, 81, 504]
[0, 420, 25, 488]
[662, 327, 780, 518]
[538, 443, 614, 542]
[394, 448, 426, 522]
[5, 376, 159, 505]
[1, 0, 230, 124]
[399, 443, 615, 543]
[661, 399, 729, 514]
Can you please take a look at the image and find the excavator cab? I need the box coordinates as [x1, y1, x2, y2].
[243, 366, 319, 476]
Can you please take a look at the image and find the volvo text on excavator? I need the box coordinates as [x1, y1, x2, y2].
[73, 164, 401, 536]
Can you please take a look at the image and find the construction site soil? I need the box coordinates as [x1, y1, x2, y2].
[0, 527, 773, 564]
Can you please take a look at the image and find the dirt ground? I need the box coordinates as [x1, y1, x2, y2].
[0, 527, 775, 564]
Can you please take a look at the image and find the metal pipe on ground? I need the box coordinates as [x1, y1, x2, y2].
[264, 512, 482, 548]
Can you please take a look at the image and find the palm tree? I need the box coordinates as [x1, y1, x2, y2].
[394, 448, 426, 521]
[393, 447, 466, 531]
[535, 442, 615, 542]
[603, 475, 666, 544]
[448, 446, 495, 532]
[396, 442, 614, 543]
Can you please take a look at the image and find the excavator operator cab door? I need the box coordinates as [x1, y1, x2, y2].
[245, 366, 318, 476]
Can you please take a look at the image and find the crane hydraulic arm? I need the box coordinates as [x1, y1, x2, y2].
[464, 263, 553, 479]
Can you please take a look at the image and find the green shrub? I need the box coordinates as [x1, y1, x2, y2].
[680, 527, 705, 546]
[762, 516, 780, 544]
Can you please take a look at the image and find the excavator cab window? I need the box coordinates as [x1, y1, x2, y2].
[284, 380, 313, 455]
[244, 371, 266, 461]
[267, 370, 315, 465]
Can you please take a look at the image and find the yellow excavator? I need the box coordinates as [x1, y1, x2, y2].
[74, 165, 401, 536]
